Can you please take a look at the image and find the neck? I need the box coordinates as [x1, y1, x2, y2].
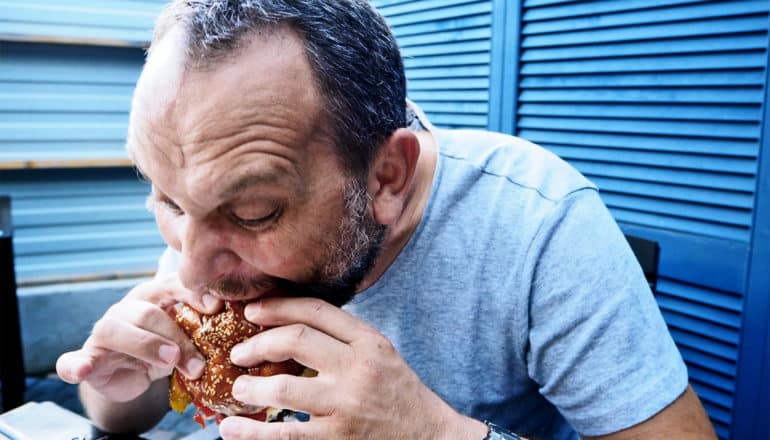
[357, 129, 438, 291]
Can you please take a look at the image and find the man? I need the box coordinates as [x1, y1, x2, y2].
[56, 1, 716, 439]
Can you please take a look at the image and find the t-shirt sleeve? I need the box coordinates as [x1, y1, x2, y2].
[525, 188, 688, 436]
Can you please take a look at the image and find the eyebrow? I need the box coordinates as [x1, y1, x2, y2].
[219, 169, 288, 200]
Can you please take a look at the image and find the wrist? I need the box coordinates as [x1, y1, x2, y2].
[437, 410, 488, 440]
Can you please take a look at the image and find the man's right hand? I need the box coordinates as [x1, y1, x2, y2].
[56, 273, 221, 403]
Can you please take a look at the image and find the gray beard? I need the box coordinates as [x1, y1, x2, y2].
[276, 178, 386, 307]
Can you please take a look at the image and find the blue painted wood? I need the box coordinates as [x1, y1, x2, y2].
[519, 70, 767, 88]
[0, 0, 166, 46]
[523, 15, 768, 47]
[523, 129, 758, 157]
[487, 0, 520, 135]
[374, 0, 492, 130]
[0, 42, 143, 163]
[620, 224, 747, 300]
[731, 23, 770, 440]
[519, 103, 762, 123]
[524, 0, 710, 21]
[0, 168, 163, 284]
[522, 1, 768, 35]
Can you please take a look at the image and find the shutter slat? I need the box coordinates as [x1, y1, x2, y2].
[592, 176, 753, 210]
[520, 129, 758, 157]
[524, 0, 710, 22]
[521, 52, 767, 75]
[520, 70, 766, 88]
[524, 116, 759, 140]
[570, 159, 755, 191]
[608, 206, 748, 241]
[522, 33, 767, 61]
[523, 16, 768, 48]
[523, 1, 768, 35]
[519, 103, 761, 123]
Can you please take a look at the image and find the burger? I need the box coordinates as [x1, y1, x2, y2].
[169, 301, 313, 428]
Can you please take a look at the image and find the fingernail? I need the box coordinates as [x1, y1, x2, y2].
[232, 377, 246, 397]
[230, 344, 245, 363]
[244, 302, 260, 322]
[202, 294, 218, 310]
[159, 344, 178, 365]
[186, 356, 205, 378]
[219, 417, 241, 438]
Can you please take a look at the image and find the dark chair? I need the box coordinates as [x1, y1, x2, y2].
[625, 234, 660, 294]
[0, 195, 25, 412]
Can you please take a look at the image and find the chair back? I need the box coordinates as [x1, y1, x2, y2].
[625, 234, 660, 294]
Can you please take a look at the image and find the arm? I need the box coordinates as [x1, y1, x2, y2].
[586, 386, 716, 440]
[80, 377, 170, 433]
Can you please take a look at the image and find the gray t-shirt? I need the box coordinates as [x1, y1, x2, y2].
[344, 128, 688, 439]
[156, 124, 688, 439]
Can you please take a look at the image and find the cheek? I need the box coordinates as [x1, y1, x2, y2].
[234, 213, 341, 279]
[155, 210, 182, 251]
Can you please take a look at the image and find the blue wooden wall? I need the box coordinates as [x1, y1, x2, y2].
[0, 0, 167, 285]
[374, 0, 770, 439]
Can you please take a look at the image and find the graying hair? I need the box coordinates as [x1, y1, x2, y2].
[151, 0, 407, 175]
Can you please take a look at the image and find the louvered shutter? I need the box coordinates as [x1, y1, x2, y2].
[0, 0, 163, 46]
[517, 1, 769, 438]
[0, 0, 166, 285]
[373, 0, 493, 129]
[0, 168, 164, 284]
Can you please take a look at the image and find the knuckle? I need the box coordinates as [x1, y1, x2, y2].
[308, 298, 326, 315]
[131, 302, 163, 328]
[91, 316, 118, 340]
[370, 331, 395, 354]
[289, 324, 308, 344]
[271, 376, 294, 403]
[277, 423, 304, 440]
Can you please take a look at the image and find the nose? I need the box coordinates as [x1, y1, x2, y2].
[176, 216, 240, 292]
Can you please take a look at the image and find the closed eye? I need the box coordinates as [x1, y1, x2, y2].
[232, 207, 281, 229]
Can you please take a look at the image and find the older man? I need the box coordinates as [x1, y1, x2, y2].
[56, 1, 716, 439]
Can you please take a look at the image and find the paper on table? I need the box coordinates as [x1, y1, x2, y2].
[0, 401, 93, 440]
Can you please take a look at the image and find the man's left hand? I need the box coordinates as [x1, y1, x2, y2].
[219, 297, 486, 440]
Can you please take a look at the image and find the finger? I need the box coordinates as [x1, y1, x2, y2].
[128, 272, 222, 314]
[244, 297, 371, 344]
[231, 374, 334, 417]
[231, 324, 350, 373]
[107, 299, 205, 379]
[90, 316, 183, 370]
[56, 350, 94, 384]
[219, 414, 326, 440]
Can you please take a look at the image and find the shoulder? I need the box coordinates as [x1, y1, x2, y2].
[435, 129, 596, 203]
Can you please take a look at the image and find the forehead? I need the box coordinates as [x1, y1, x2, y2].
[126, 24, 328, 202]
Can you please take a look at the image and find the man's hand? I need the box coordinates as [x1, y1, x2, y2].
[220, 297, 487, 440]
[56, 273, 220, 404]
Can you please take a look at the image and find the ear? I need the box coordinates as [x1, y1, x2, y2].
[367, 128, 420, 226]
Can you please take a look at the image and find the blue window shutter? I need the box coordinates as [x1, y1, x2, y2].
[373, 0, 493, 129]
[0, 42, 143, 165]
[0, 168, 165, 285]
[0, 0, 167, 47]
[0, 2, 167, 285]
[517, 1, 770, 438]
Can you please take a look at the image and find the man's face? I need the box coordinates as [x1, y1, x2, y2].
[127, 27, 384, 306]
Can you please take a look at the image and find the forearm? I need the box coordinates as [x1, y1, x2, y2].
[80, 377, 170, 433]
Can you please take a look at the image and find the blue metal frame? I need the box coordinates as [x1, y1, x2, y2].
[731, 26, 770, 440]
[488, 0, 521, 135]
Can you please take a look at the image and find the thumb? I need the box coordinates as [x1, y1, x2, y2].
[56, 350, 94, 384]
